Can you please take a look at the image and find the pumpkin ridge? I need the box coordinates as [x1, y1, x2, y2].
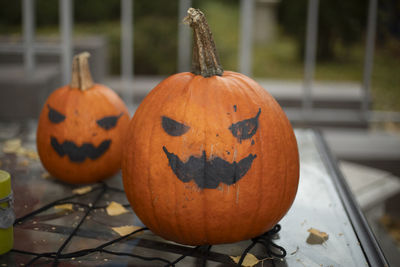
[256, 116, 268, 232]
[268, 99, 294, 231]
[278, 106, 299, 220]
[92, 84, 128, 114]
[144, 90, 167, 237]
[229, 74, 264, 107]
[270, 107, 291, 226]
[145, 73, 195, 242]
[214, 77, 241, 239]
[263, 87, 298, 229]
[201, 78, 211, 244]
[227, 76, 265, 238]
[183, 77, 202, 242]
[211, 76, 242, 241]
[173, 77, 193, 243]
[50, 87, 70, 146]
[279, 108, 292, 222]
[219, 76, 247, 241]
[263, 110, 282, 229]
[95, 86, 129, 123]
[216, 76, 242, 239]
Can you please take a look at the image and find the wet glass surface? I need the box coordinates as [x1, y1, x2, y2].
[0, 124, 368, 266]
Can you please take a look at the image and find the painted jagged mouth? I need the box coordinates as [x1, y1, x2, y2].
[162, 146, 256, 189]
[50, 136, 111, 162]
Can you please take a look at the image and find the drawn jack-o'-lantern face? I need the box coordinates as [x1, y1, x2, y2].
[37, 53, 129, 184]
[122, 9, 298, 246]
[37, 85, 129, 184]
[47, 104, 123, 162]
[122, 71, 299, 245]
[161, 107, 261, 189]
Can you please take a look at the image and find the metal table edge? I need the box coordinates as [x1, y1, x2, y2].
[312, 129, 389, 267]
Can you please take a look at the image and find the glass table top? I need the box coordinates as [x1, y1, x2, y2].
[0, 125, 370, 266]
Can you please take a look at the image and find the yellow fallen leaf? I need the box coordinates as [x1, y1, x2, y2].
[72, 186, 92, 195]
[112, 225, 143, 237]
[106, 201, 129, 216]
[26, 150, 39, 160]
[3, 139, 22, 153]
[41, 172, 51, 179]
[18, 159, 29, 167]
[16, 147, 27, 155]
[230, 253, 259, 267]
[2, 139, 39, 160]
[54, 204, 74, 211]
[306, 228, 329, 244]
[380, 214, 400, 245]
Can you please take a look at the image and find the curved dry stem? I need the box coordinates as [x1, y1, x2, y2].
[185, 8, 223, 77]
[70, 52, 94, 91]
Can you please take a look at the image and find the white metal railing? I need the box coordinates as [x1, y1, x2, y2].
[300, 0, 377, 117]
[239, 0, 254, 77]
[22, 0, 35, 76]
[240, 0, 378, 119]
[59, 0, 73, 85]
[362, 0, 378, 117]
[302, 0, 319, 112]
[3, 0, 378, 117]
[21, 0, 73, 85]
[120, 0, 134, 102]
[177, 0, 192, 73]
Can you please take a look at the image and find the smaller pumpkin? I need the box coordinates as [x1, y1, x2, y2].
[36, 52, 130, 184]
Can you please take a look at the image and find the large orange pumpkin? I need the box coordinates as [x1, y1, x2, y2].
[37, 52, 130, 184]
[122, 8, 299, 245]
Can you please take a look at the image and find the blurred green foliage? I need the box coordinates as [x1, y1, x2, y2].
[198, 0, 239, 72]
[0, 0, 240, 75]
[278, 0, 367, 61]
[0, 0, 180, 75]
[133, 1, 178, 74]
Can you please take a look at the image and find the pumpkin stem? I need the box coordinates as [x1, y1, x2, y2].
[70, 52, 94, 91]
[185, 8, 224, 77]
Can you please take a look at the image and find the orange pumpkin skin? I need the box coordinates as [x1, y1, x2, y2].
[122, 71, 299, 245]
[37, 84, 130, 184]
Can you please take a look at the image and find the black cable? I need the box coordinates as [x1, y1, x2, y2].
[237, 225, 286, 266]
[13, 225, 149, 265]
[14, 194, 77, 225]
[101, 249, 172, 265]
[201, 245, 212, 267]
[12, 181, 287, 266]
[237, 240, 258, 266]
[12, 227, 168, 265]
[51, 184, 107, 266]
[14, 185, 104, 225]
[165, 245, 201, 267]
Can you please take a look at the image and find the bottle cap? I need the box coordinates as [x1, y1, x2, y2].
[0, 170, 13, 254]
[0, 170, 11, 198]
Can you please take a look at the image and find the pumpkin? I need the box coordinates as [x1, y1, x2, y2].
[122, 8, 299, 245]
[36, 52, 130, 184]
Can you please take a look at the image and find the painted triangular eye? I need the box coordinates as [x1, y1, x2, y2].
[162, 116, 190, 136]
[48, 105, 65, 123]
[97, 113, 123, 130]
[229, 108, 261, 142]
